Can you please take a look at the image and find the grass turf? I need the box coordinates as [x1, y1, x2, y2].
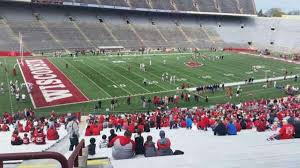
[0, 51, 299, 116]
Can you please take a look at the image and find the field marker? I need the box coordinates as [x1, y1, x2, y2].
[62, 59, 112, 98]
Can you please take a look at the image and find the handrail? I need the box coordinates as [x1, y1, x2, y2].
[0, 139, 85, 168]
[68, 139, 85, 168]
[0, 152, 68, 168]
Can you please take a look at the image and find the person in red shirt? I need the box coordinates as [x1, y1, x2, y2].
[2, 123, 9, 131]
[128, 123, 135, 133]
[85, 126, 93, 136]
[35, 129, 46, 145]
[92, 126, 100, 135]
[157, 130, 173, 156]
[47, 126, 59, 140]
[181, 119, 186, 128]
[11, 131, 23, 145]
[256, 119, 267, 132]
[278, 120, 295, 140]
[234, 120, 242, 132]
[137, 124, 144, 132]
[23, 133, 30, 144]
[268, 119, 295, 140]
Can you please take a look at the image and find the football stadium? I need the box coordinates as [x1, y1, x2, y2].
[0, 0, 300, 168]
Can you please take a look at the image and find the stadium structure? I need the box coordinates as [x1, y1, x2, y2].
[0, 0, 300, 168]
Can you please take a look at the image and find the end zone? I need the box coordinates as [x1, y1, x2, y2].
[18, 58, 89, 108]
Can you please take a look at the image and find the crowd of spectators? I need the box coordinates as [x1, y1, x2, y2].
[84, 95, 300, 159]
[0, 109, 78, 146]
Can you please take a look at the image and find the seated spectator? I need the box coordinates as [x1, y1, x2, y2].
[214, 120, 227, 136]
[2, 123, 9, 131]
[137, 124, 144, 133]
[35, 129, 46, 145]
[180, 119, 186, 128]
[23, 133, 30, 144]
[293, 119, 300, 138]
[99, 134, 108, 148]
[85, 126, 93, 136]
[134, 130, 144, 155]
[11, 130, 23, 145]
[144, 121, 150, 132]
[234, 120, 241, 132]
[268, 119, 295, 140]
[92, 125, 100, 135]
[88, 138, 96, 156]
[227, 121, 237, 135]
[109, 130, 135, 160]
[108, 129, 117, 146]
[256, 119, 267, 132]
[47, 126, 59, 140]
[186, 117, 192, 129]
[144, 135, 157, 157]
[157, 130, 173, 156]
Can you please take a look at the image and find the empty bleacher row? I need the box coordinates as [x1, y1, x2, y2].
[0, 2, 300, 53]
[63, 0, 256, 15]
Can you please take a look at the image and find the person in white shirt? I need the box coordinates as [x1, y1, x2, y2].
[21, 94, 26, 101]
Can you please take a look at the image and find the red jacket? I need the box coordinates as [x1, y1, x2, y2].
[47, 128, 59, 140]
[279, 124, 295, 140]
[35, 133, 46, 144]
[181, 121, 186, 128]
[2, 124, 9, 131]
[85, 127, 93, 136]
[109, 136, 136, 151]
[128, 124, 135, 133]
[92, 127, 100, 135]
[234, 122, 242, 132]
[23, 137, 30, 144]
[11, 134, 21, 143]
[157, 138, 171, 150]
[137, 125, 144, 132]
[256, 120, 267, 132]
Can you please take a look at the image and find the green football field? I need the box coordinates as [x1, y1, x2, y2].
[0, 50, 300, 116]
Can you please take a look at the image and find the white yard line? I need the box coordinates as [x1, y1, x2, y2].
[17, 59, 37, 109]
[81, 60, 133, 95]
[62, 59, 113, 98]
[5, 58, 15, 113]
[88, 58, 152, 93]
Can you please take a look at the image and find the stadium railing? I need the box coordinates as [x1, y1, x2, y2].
[0, 139, 85, 168]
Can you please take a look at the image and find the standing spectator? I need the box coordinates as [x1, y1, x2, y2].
[134, 130, 144, 155]
[186, 116, 193, 129]
[157, 130, 173, 156]
[144, 135, 157, 157]
[156, 114, 161, 129]
[67, 117, 79, 151]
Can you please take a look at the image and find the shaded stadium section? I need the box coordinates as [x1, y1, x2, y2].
[18, 58, 89, 108]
